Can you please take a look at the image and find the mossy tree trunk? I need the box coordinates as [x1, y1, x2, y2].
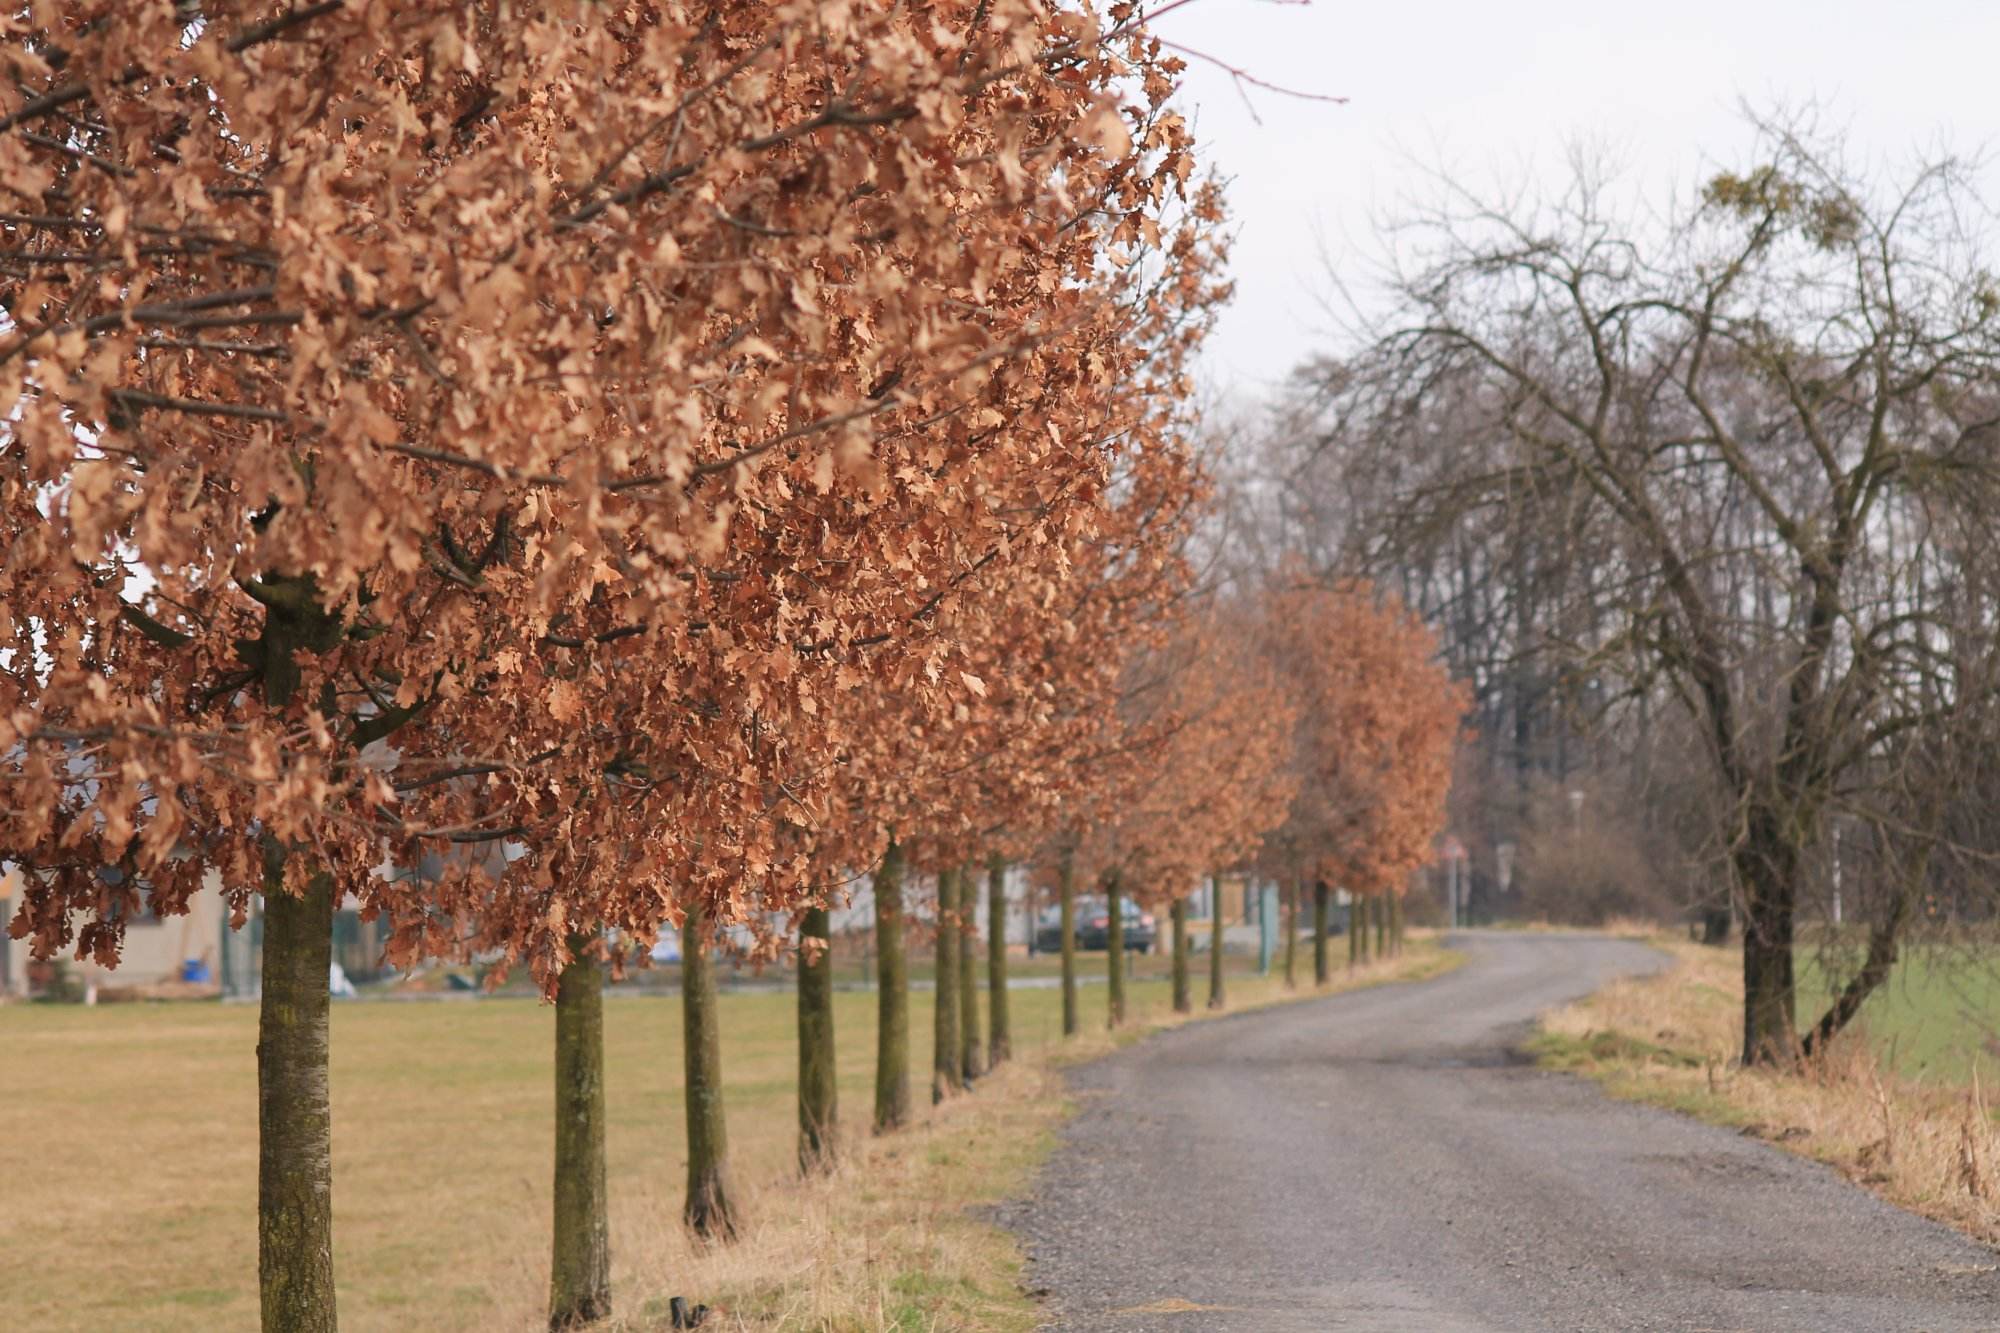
[932, 866, 962, 1103]
[873, 841, 911, 1133]
[1315, 880, 1331, 985]
[958, 861, 983, 1084]
[681, 902, 736, 1240]
[1207, 875, 1226, 1010]
[551, 932, 610, 1331]
[258, 842, 337, 1333]
[986, 852, 1011, 1066]
[1284, 878, 1300, 989]
[1169, 897, 1191, 1014]
[797, 905, 837, 1173]
[1105, 869, 1126, 1029]
[1058, 849, 1078, 1038]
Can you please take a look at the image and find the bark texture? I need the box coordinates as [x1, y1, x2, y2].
[1314, 880, 1330, 984]
[1058, 850, 1079, 1037]
[797, 905, 837, 1172]
[1206, 876, 1225, 1010]
[257, 844, 337, 1333]
[1169, 897, 1191, 1013]
[1105, 869, 1126, 1028]
[932, 866, 962, 1103]
[958, 861, 983, 1083]
[873, 841, 911, 1134]
[1740, 821, 1800, 1064]
[987, 852, 1011, 1065]
[550, 934, 610, 1331]
[1284, 878, 1299, 989]
[681, 903, 736, 1240]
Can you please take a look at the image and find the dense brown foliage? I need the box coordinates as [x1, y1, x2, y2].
[1082, 610, 1299, 903]
[0, 1, 1225, 985]
[1262, 581, 1464, 909]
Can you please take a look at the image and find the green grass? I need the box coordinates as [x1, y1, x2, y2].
[1798, 942, 2000, 1083]
[2, 943, 1439, 1333]
[1524, 1028, 1701, 1071]
[417, 943, 1246, 995]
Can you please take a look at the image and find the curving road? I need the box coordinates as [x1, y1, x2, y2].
[1001, 932, 2000, 1332]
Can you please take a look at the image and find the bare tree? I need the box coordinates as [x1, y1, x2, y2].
[1292, 113, 2000, 1064]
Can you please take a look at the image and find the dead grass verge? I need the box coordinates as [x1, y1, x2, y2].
[619, 937, 1462, 1330]
[1532, 936, 2000, 1250]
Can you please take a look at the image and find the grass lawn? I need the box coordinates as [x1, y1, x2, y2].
[1, 939, 1454, 1332]
[423, 940, 1245, 994]
[1797, 943, 2000, 1083]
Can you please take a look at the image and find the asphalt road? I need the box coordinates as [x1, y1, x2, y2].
[1001, 931, 2000, 1332]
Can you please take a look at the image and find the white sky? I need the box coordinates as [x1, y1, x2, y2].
[1158, 0, 2000, 399]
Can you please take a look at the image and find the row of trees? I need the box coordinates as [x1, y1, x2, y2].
[628, 573, 1460, 1329]
[0, 5, 1463, 1332]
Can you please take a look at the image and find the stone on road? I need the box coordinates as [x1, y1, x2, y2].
[1001, 932, 2000, 1332]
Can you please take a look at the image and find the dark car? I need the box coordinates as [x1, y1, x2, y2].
[1033, 896, 1157, 953]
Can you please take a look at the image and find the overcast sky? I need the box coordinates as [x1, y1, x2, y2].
[1158, 0, 2000, 400]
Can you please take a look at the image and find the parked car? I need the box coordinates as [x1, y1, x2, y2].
[1032, 896, 1157, 953]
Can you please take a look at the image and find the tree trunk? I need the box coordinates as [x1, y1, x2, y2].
[987, 853, 1010, 1066]
[958, 861, 983, 1084]
[258, 844, 336, 1333]
[1169, 897, 1191, 1014]
[1738, 820, 1799, 1066]
[1803, 842, 1927, 1057]
[1023, 873, 1037, 960]
[1314, 881, 1330, 985]
[797, 905, 837, 1173]
[1058, 850, 1078, 1038]
[1389, 891, 1404, 957]
[681, 903, 735, 1240]
[1283, 878, 1299, 989]
[1355, 892, 1372, 964]
[550, 933, 610, 1331]
[1105, 869, 1126, 1029]
[1207, 876, 1225, 1010]
[1374, 892, 1387, 959]
[873, 841, 911, 1134]
[932, 867, 962, 1102]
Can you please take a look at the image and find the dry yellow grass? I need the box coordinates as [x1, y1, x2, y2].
[1, 937, 1455, 1332]
[1492, 915, 1664, 939]
[1535, 936, 2000, 1249]
[654, 937, 1462, 1332]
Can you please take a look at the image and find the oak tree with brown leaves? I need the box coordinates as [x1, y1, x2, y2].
[1, 2, 1223, 1327]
